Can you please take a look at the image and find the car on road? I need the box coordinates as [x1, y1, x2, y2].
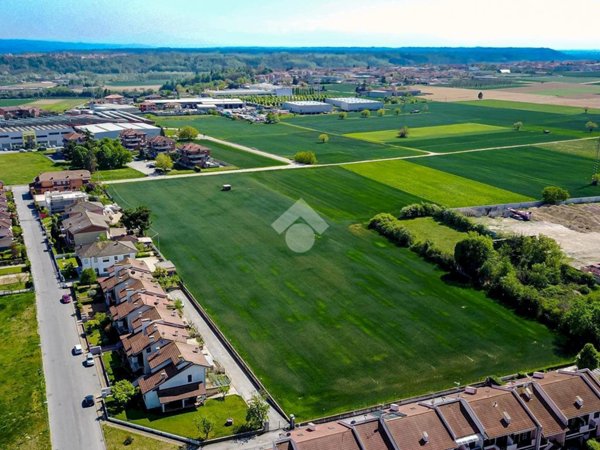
[83, 394, 95, 407]
[84, 353, 95, 366]
[72, 344, 83, 355]
[61, 293, 71, 304]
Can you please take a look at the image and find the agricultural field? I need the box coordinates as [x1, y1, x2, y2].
[0, 292, 49, 449]
[110, 166, 568, 420]
[196, 139, 287, 168]
[0, 98, 36, 107]
[345, 123, 508, 143]
[0, 97, 87, 112]
[458, 99, 599, 115]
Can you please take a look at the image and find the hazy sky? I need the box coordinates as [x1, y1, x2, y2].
[1, 0, 598, 49]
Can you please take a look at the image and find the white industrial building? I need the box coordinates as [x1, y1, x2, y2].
[74, 122, 161, 140]
[141, 97, 244, 112]
[0, 124, 75, 150]
[325, 97, 384, 111]
[282, 101, 333, 114]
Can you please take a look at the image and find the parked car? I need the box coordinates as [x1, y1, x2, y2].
[83, 394, 95, 407]
[61, 294, 71, 304]
[84, 353, 95, 366]
[72, 344, 83, 355]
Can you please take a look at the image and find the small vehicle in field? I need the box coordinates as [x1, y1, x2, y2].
[61, 294, 71, 304]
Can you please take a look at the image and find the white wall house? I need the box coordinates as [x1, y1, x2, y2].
[76, 240, 137, 276]
[142, 363, 207, 411]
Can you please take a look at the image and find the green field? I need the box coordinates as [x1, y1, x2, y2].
[0, 293, 50, 449]
[0, 98, 36, 107]
[0, 152, 62, 185]
[92, 167, 145, 182]
[397, 217, 469, 255]
[102, 424, 181, 450]
[110, 168, 567, 419]
[343, 159, 531, 207]
[459, 99, 599, 115]
[27, 98, 87, 112]
[538, 138, 599, 160]
[345, 123, 507, 143]
[196, 139, 286, 168]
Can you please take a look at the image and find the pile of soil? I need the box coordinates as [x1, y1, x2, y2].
[531, 204, 600, 233]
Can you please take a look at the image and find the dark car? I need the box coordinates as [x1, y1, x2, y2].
[61, 294, 71, 304]
[83, 394, 95, 407]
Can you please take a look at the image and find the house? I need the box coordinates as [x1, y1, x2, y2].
[275, 421, 362, 450]
[104, 94, 125, 105]
[120, 129, 147, 151]
[109, 291, 182, 334]
[62, 209, 110, 246]
[0, 106, 40, 120]
[98, 258, 165, 306]
[139, 101, 157, 113]
[35, 190, 89, 214]
[147, 136, 176, 157]
[64, 200, 105, 218]
[62, 131, 85, 147]
[177, 143, 211, 169]
[76, 240, 137, 276]
[30, 170, 91, 194]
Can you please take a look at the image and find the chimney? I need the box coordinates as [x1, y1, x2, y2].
[465, 386, 477, 395]
[575, 396, 584, 408]
[390, 403, 400, 412]
[533, 372, 545, 379]
[422, 432, 429, 443]
[155, 346, 160, 352]
[523, 387, 533, 400]
[141, 318, 151, 332]
[307, 423, 317, 432]
[502, 412, 512, 425]
[149, 335, 155, 342]
[160, 371, 167, 379]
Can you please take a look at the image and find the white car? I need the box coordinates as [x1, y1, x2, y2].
[73, 344, 83, 355]
[85, 353, 95, 366]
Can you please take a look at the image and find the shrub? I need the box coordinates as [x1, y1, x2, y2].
[542, 186, 569, 204]
[586, 121, 598, 133]
[369, 213, 414, 247]
[377, 108, 385, 117]
[293, 151, 317, 165]
[178, 126, 199, 141]
[576, 343, 600, 370]
[397, 126, 409, 138]
[513, 121, 523, 131]
[399, 202, 443, 219]
[454, 233, 496, 282]
[318, 133, 329, 143]
[586, 439, 600, 450]
[338, 112, 347, 120]
[360, 109, 370, 118]
[80, 268, 97, 285]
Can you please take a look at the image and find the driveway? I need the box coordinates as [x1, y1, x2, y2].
[13, 186, 106, 450]
[127, 159, 158, 176]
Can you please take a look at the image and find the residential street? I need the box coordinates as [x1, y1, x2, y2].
[13, 185, 106, 450]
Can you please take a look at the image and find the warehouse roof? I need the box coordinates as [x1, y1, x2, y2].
[75, 122, 159, 135]
[328, 97, 383, 104]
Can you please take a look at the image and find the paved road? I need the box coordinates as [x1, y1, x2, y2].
[14, 186, 106, 450]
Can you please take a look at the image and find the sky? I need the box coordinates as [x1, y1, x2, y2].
[0, 0, 598, 49]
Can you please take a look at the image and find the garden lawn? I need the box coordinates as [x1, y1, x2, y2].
[102, 424, 181, 450]
[345, 123, 507, 143]
[399, 217, 469, 255]
[110, 168, 566, 419]
[112, 395, 248, 439]
[0, 293, 49, 449]
[413, 146, 600, 199]
[92, 167, 146, 182]
[343, 159, 532, 207]
[0, 152, 63, 185]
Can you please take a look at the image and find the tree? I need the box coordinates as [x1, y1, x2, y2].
[196, 417, 214, 440]
[586, 121, 598, 133]
[245, 394, 269, 429]
[293, 151, 317, 165]
[80, 268, 97, 285]
[338, 112, 347, 120]
[477, 92, 483, 100]
[179, 126, 199, 141]
[95, 139, 132, 170]
[121, 206, 152, 236]
[576, 343, 600, 370]
[112, 380, 137, 407]
[265, 112, 280, 124]
[394, 108, 401, 116]
[513, 121, 523, 131]
[71, 145, 96, 172]
[360, 109, 371, 118]
[397, 126, 409, 138]
[155, 153, 173, 172]
[592, 173, 600, 186]
[542, 186, 569, 204]
[318, 133, 329, 144]
[377, 108, 385, 117]
[454, 234, 496, 282]
[218, 384, 230, 399]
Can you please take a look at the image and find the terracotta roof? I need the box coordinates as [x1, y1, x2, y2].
[177, 142, 210, 154]
[353, 418, 394, 450]
[109, 292, 170, 321]
[517, 384, 565, 437]
[147, 341, 209, 371]
[115, 277, 166, 302]
[63, 131, 84, 141]
[77, 240, 136, 259]
[63, 210, 109, 234]
[99, 262, 153, 293]
[121, 322, 189, 356]
[120, 128, 146, 137]
[385, 408, 456, 450]
[36, 170, 91, 183]
[437, 401, 480, 439]
[464, 387, 537, 439]
[284, 422, 361, 450]
[130, 304, 185, 331]
[535, 371, 600, 419]
[158, 382, 205, 404]
[138, 363, 179, 394]
[148, 135, 175, 145]
[581, 369, 600, 392]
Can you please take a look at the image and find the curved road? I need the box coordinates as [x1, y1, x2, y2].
[14, 186, 105, 450]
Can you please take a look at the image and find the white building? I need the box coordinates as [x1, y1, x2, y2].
[325, 97, 384, 111]
[141, 97, 244, 112]
[282, 101, 333, 114]
[35, 190, 89, 214]
[76, 240, 137, 275]
[74, 122, 161, 140]
[0, 124, 74, 150]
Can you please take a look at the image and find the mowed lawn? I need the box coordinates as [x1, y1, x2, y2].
[0, 293, 49, 449]
[110, 168, 566, 419]
[0, 152, 61, 185]
[343, 159, 532, 207]
[413, 146, 600, 199]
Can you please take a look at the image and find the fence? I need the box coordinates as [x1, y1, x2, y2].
[0, 287, 33, 296]
[455, 195, 600, 217]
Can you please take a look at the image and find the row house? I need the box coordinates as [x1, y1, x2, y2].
[0, 188, 13, 250]
[110, 291, 183, 334]
[99, 258, 165, 306]
[274, 369, 600, 450]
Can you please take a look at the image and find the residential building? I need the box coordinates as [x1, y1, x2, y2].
[34, 190, 89, 214]
[99, 258, 165, 305]
[0, 106, 40, 119]
[139, 101, 157, 113]
[177, 143, 211, 169]
[62, 131, 86, 146]
[325, 97, 384, 111]
[104, 94, 125, 105]
[119, 128, 147, 150]
[74, 122, 160, 140]
[147, 135, 176, 157]
[282, 101, 333, 114]
[64, 200, 104, 217]
[62, 209, 110, 246]
[110, 291, 183, 334]
[76, 240, 137, 276]
[30, 170, 91, 194]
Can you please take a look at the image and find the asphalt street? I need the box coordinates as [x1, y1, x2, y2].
[14, 185, 105, 450]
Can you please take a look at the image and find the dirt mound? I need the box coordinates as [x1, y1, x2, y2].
[531, 204, 600, 233]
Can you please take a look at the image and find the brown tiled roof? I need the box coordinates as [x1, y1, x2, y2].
[36, 170, 91, 183]
[158, 382, 205, 404]
[122, 323, 189, 356]
[77, 240, 136, 259]
[148, 135, 175, 145]
[275, 442, 294, 450]
[465, 387, 537, 439]
[286, 422, 360, 450]
[437, 401, 480, 439]
[581, 369, 600, 391]
[147, 341, 209, 371]
[63, 131, 84, 141]
[64, 200, 104, 216]
[99, 263, 153, 293]
[109, 292, 170, 321]
[353, 418, 394, 450]
[63, 210, 109, 234]
[385, 408, 456, 450]
[120, 128, 146, 137]
[138, 364, 179, 394]
[517, 385, 565, 437]
[115, 277, 166, 302]
[177, 142, 210, 154]
[535, 371, 600, 419]
[130, 305, 185, 331]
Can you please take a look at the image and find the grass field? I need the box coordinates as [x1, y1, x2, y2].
[345, 123, 507, 143]
[102, 425, 181, 450]
[92, 167, 145, 182]
[0, 98, 36, 107]
[398, 217, 469, 255]
[27, 98, 87, 112]
[538, 138, 599, 160]
[0, 293, 49, 449]
[343, 159, 532, 207]
[459, 99, 599, 115]
[0, 152, 62, 185]
[195, 139, 286, 168]
[110, 168, 567, 419]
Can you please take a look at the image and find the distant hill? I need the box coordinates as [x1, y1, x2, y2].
[0, 39, 149, 53]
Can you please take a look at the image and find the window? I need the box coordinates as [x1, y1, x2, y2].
[146, 347, 151, 353]
[187, 374, 192, 383]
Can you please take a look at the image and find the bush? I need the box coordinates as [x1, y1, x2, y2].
[80, 268, 97, 285]
[576, 343, 600, 370]
[586, 439, 600, 450]
[178, 126, 199, 141]
[338, 112, 347, 120]
[399, 202, 443, 219]
[397, 126, 409, 138]
[542, 186, 569, 204]
[433, 209, 491, 235]
[293, 151, 317, 165]
[360, 109, 370, 118]
[318, 133, 329, 143]
[369, 213, 414, 247]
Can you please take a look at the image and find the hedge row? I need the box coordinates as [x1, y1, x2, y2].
[399, 202, 492, 236]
